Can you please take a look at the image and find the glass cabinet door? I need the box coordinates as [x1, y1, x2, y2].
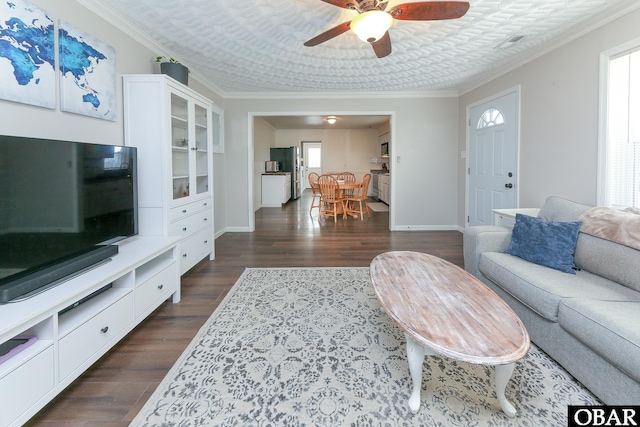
[171, 94, 190, 201]
[194, 103, 209, 195]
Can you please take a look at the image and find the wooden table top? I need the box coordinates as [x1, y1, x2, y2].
[337, 180, 362, 190]
[370, 251, 530, 365]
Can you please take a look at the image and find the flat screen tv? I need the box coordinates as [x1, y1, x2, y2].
[0, 135, 138, 303]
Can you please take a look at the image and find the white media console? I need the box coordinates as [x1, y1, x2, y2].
[0, 236, 181, 426]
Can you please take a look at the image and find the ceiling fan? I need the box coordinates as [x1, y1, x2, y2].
[304, 0, 470, 58]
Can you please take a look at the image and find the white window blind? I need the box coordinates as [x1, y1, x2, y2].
[606, 49, 640, 209]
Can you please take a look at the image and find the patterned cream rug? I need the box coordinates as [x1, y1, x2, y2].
[131, 268, 600, 426]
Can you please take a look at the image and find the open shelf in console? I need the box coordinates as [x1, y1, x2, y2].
[135, 248, 176, 286]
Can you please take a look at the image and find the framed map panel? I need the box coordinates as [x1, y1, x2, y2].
[59, 21, 116, 121]
[0, 0, 55, 108]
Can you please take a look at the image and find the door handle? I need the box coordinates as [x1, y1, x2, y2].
[505, 183, 513, 189]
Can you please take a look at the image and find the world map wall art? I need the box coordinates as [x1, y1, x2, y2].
[59, 20, 116, 121]
[0, 0, 56, 109]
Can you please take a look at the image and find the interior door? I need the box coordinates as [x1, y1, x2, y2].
[302, 142, 322, 188]
[467, 91, 519, 226]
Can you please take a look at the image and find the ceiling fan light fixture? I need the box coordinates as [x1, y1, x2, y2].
[326, 116, 337, 124]
[350, 10, 393, 43]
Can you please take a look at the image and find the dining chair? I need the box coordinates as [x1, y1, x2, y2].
[344, 173, 371, 220]
[337, 172, 357, 198]
[317, 174, 345, 222]
[308, 172, 321, 215]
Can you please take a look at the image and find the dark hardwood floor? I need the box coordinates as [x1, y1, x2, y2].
[26, 190, 463, 426]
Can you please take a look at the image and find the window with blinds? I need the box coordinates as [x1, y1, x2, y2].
[604, 48, 640, 209]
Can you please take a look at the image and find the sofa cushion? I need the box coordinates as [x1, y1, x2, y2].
[559, 299, 640, 383]
[574, 234, 640, 293]
[506, 214, 581, 274]
[479, 252, 640, 321]
[537, 196, 591, 222]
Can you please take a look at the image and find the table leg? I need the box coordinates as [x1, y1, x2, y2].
[495, 363, 517, 417]
[405, 334, 435, 414]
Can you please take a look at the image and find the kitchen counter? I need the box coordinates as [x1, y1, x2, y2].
[262, 172, 291, 207]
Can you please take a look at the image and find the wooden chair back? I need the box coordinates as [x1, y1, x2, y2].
[344, 173, 372, 220]
[337, 172, 356, 182]
[308, 172, 321, 214]
[357, 174, 371, 199]
[318, 174, 345, 222]
[318, 174, 340, 202]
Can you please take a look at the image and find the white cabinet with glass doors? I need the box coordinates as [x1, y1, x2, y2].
[123, 74, 220, 274]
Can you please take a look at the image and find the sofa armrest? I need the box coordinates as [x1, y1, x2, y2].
[463, 226, 513, 278]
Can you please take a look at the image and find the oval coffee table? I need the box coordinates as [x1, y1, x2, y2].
[370, 251, 530, 417]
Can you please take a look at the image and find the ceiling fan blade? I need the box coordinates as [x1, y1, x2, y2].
[390, 1, 470, 21]
[372, 32, 392, 58]
[304, 21, 352, 47]
[319, 0, 358, 10]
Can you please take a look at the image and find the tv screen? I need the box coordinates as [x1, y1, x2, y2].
[0, 135, 138, 303]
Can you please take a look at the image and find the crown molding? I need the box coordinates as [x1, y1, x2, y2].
[224, 90, 459, 100]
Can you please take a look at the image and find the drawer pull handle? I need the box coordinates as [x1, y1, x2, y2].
[204, 240, 208, 244]
[158, 284, 164, 290]
[204, 202, 207, 206]
[183, 253, 187, 258]
[204, 218, 207, 221]
[183, 227, 187, 231]
[182, 209, 187, 213]
[101, 326, 109, 334]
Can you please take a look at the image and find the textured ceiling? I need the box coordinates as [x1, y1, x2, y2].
[89, 0, 637, 96]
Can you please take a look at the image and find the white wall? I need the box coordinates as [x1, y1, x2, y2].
[457, 8, 640, 227]
[225, 97, 459, 231]
[0, 0, 227, 236]
[274, 128, 380, 178]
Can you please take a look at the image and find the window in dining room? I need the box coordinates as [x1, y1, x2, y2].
[307, 147, 321, 168]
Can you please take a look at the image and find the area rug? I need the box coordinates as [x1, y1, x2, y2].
[368, 202, 389, 212]
[131, 268, 600, 427]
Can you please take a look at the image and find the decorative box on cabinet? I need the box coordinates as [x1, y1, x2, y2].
[123, 74, 220, 274]
[0, 236, 180, 427]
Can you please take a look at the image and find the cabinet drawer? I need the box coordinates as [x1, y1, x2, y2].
[59, 294, 133, 380]
[135, 263, 177, 318]
[168, 208, 212, 238]
[179, 227, 212, 274]
[0, 346, 54, 427]
[169, 199, 211, 222]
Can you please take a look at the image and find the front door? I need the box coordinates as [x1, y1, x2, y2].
[302, 142, 322, 188]
[467, 91, 519, 226]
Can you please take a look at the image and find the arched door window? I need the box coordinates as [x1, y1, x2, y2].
[477, 108, 505, 129]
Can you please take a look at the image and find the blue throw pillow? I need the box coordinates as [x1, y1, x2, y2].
[506, 214, 582, 274]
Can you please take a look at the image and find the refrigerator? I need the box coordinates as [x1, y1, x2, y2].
[270, 146, 301, 200]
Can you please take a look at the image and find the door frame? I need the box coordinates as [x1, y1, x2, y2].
[248, 111, 395, 232]
[301, 141, 322, 189]
[465, 86, 521, 227]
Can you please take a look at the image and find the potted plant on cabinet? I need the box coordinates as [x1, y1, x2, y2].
[156, 56, 189, 86]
